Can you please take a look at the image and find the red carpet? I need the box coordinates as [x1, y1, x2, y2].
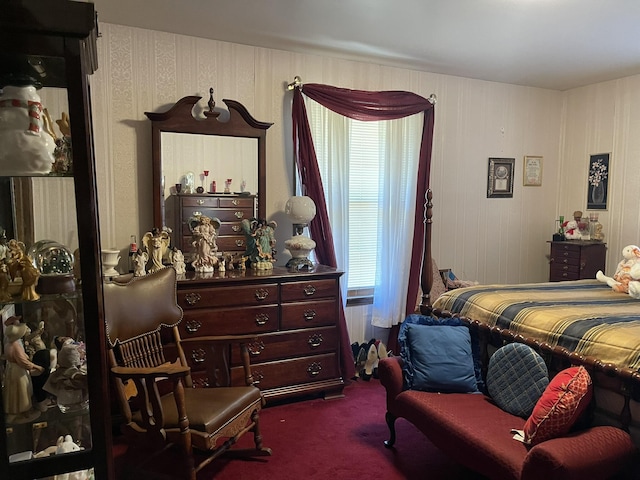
[114, 379, 483, 479]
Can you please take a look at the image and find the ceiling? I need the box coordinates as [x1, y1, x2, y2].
[91, 0, 640, 91]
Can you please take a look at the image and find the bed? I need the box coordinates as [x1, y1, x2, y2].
[416, 191, 640, 445]
[432, 279, 640, 371]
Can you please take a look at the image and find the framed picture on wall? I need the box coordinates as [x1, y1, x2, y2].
[587, 153, 609, 210]
[487, 157, 515, 198]
[523, 155, 543, 186]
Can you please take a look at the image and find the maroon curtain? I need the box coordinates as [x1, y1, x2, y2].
[292, 83, 435, 377]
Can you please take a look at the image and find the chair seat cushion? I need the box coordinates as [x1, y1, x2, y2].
[137, 386, 262, 435]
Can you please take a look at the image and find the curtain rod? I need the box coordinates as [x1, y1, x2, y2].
[287, 76, 302, 90]
[287, 75, 437, 104]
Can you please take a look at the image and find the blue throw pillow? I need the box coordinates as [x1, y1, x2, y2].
[402, 322, 479, 393]
[399, 314, 484, 392]
[486, 343, 549, 418]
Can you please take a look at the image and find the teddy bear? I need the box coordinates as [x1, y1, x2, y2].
[595, 244, 640, 295]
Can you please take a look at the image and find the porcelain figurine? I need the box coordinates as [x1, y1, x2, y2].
[0, 77, 55, 175]
[191, 215, 220, 273]
[170, 247, 186, 275]
[132, 249, 148, 277]
[3, 316, 45, 423]
[142, 228, 170, 274]
[241, 218, 277, 270]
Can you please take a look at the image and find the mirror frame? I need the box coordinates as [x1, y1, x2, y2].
[145, 94, 272, 229]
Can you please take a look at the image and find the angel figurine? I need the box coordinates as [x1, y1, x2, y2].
[142, 228, 170, 274]
[191, 215, 220, 273]
[6, 239, 40, 300]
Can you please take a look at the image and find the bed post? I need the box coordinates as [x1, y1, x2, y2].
[419, 189, 433, 315]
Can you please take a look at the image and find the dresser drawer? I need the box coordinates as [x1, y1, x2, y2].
[219, 197, 255, 208]
[551, 247, 580, 265]
[179, 234, 246, 252]
[179, 304, 279, 337]
[281, 299, 337, 329]
[549, 264, 580, 280]
[218, 222, 244, 236]
[181, 196, 219, 208]
[232, 326, 338, 365]
[180, 206, 253, 224]
[178, 283, 279, 308]
[217, 236, 246, 251]
[232, 353, 339, 390]
[281, 279, 337, 302]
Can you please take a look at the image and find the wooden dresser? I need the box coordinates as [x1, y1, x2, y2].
[548, 240, 606, 281]
[175, 266, 345, 402]
[165, 193, 257, 260]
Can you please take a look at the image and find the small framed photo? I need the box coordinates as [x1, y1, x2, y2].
[487, 157, 515, 198]
[523, 155, 543, 186]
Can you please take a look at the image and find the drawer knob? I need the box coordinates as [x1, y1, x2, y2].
[303, 285, 317, 296]
[232, 225, 241, 233]
[185, 319, 202, 333]
[193, 211, 202, 217]
[197, 199, 205, 205]
[254, 289, 269, 301]
[255, 313, 270, 326]
[252, 370, 264, 386]
[234, 211, 244, 219]
[307, 362, 322, 377]
[248, 340, 265, 356]
[232, 199, 239, 206]
[303, 309, 317, 321]
[191, 348, 206, 364]
[185, 292, 201, 306]
[308, 334, 324, 348]
[235, 239, 245, 247]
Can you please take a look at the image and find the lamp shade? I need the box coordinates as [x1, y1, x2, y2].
[285, 196, 316, 224]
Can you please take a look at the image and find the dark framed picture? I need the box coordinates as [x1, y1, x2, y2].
[487, 157, 515, 198]
[587, 153, 609, 210]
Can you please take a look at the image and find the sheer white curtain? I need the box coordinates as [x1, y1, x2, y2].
[306, 98, 423, 328]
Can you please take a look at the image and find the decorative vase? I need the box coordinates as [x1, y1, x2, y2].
[591, 182, 605, 204]
[0, 75, 55, 175]
[101, 249, 121, 277]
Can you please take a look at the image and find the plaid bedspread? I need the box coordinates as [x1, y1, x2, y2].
[432, 280, 640, 372]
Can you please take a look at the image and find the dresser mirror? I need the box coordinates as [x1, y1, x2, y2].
[145, 90, 272, 229]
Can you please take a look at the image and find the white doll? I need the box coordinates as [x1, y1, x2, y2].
[2, 316, 44, 423]
[171, 247, 186, 275]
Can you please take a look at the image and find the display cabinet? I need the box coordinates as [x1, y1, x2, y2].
[0, 1, 112, 479]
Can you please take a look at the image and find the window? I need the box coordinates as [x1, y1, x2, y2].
[306, 99, 422, 301]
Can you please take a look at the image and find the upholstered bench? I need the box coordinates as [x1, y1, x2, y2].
[379, 315, 638, 480]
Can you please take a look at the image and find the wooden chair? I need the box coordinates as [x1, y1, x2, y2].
[104, 267, 271, 479]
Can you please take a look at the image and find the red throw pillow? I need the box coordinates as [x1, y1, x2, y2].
[523, 366, 592, 445]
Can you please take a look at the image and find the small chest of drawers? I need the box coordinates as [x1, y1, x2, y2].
[176, 266, 344, 402]
[165, 193, 256, 260]
[548, 241, 606, 281]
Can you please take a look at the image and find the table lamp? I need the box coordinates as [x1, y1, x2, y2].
[284, 195, 317, 270]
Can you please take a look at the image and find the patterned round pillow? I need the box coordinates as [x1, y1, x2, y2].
[486, 343, 549, 418]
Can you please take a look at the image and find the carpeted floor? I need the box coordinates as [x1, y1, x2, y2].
[113, 378, 483, 479]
